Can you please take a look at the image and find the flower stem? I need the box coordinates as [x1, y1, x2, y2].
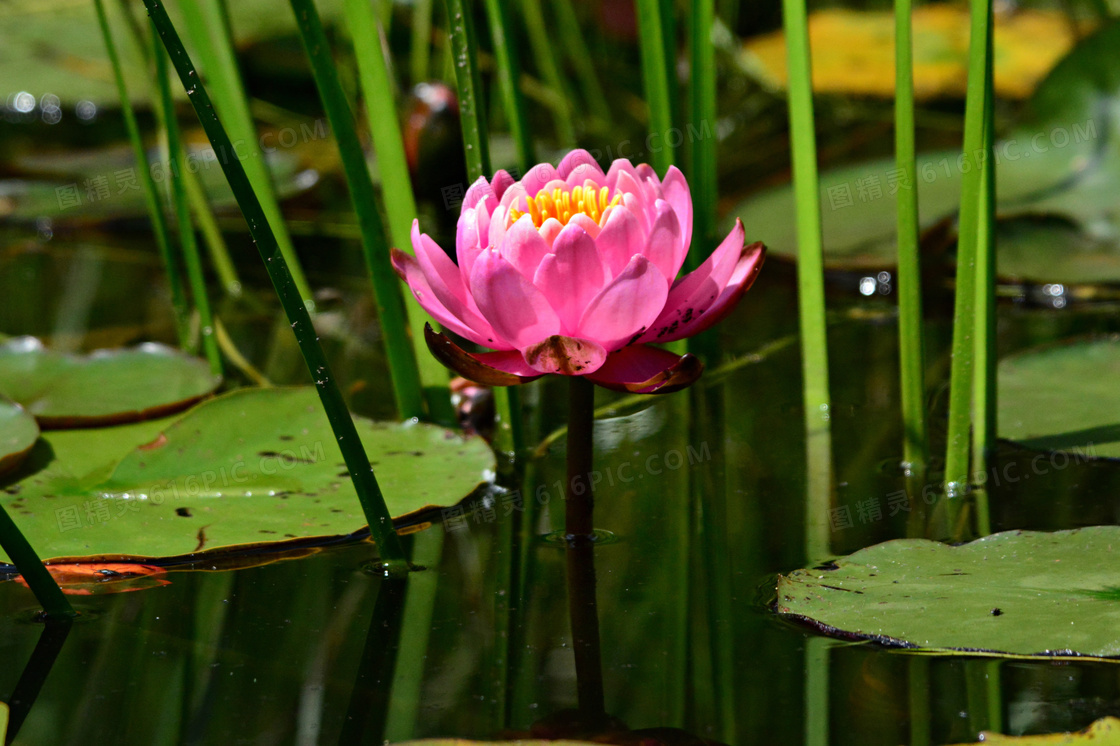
[565, 375, 605, 719]
[143, 0, 407, 566]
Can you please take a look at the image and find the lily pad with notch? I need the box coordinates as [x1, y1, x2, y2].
[997, 336, 1120, 459]
[0, 337, 220, 428]
[0, 387, 494, 564]
[777, 526, 1120, 657]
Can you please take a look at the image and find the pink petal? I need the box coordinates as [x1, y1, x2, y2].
[463, 176, 495, 211]
[522, 336, 607, 375]
[488, 203, 510, 253]
[605, 159, 639, 193]
[412, 220, 469, 311]
[470, 248, 561, 348]
[521, 162, 560, 197]
[501, 214, 551, 278]
[532, 224, 609, 333]
[661, 166, 693, 253]
[456, 207, 485, 283]
[576, 255, 669, 350]
[391, 249, 506, 348]
[585, 345, 704, 394]
[595, 204, 645, 277]
[567, 212, 601, 239]
[491, 169, 515, 201]
[649, 241, 766, 343]
[539, 217, 564, 247]
[499, 182, 528, 211]
[558, 149, 603, 180]
[622, 192, 652, 234]
[645, 200, 684, 284]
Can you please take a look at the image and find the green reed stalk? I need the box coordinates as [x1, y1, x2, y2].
[553, 0, 611, 129]
[154, 30, 223, 378]
[482, 0, 534, 168]
[894, 0, 928, 474]
[686, 0, 717, 272]
[908, 657, 931, 746]
[943, 0, 992, 511]
[782, 0, 833, 559]
[178, 0, 315, 309]
[635, 0, 676, 175]
[0, 506, 74, 619]
[804, 636, 830, 746]
[443, 0, 524, 460]
[519, 0, 576, 145]
[971, 17, 996, 537]
[290, 0, 427, 422]
[410, 0, 434, 84]
[344, 0, 454, 424]
[94, 0, 189, 347]
[109, 0, 244, 300]
[181, 167, 243, 298]
[144, 0, 407, 565]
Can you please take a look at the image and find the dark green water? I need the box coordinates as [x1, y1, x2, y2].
[5, 228, 1120, 745]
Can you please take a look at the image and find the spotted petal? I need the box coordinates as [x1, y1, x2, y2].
[586, 345, 704, 394]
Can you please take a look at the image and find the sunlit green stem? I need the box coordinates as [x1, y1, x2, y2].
[971, 19, 996, 537]
[154, 28, 222, 378]
[519, 0, 576, 145]
[944, 0, 992, 520]
[685, 0, 716, 273]
[635, 0, 676, 175]
[443, 0, 523, 460]
[482, 0, 534, 168]
[290, 0, 427, 421]
[0, 506, 74, 620]
[344, 0, 454, 423]
[94, 0, 189, 347]
[144, 0, 406, 564]
[895, 0, 928, 475]
[782, 0, 833, 558]
[804, 636, 830, 746]
[178, 0, 315, 309]
[908, 657, 931, 746]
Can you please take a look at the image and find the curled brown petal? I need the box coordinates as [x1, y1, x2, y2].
[423, 324, 542, 387]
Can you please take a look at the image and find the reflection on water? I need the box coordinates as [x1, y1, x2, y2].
[4, 241, 1120, 744]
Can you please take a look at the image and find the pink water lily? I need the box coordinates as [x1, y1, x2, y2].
[391, 150, 765, 394]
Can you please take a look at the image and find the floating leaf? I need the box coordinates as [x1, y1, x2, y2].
[0, 387, 494, 563]
[956, 717, 1120, 744]
[998, 336, 1120, 459]
[0, 398, 38, 476]
[740, 6, 1082, 99]
[0, 337, 220, 428]
[777, 526, 1120, 657]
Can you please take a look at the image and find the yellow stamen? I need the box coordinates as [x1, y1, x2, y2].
[508, 183, 622, 229]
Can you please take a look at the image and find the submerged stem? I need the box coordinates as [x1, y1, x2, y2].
[0, 506, 74, 620]
[565, 376, 605, 719]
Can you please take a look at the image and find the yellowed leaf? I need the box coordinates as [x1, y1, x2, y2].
[742, 5, 1086, 99]
[952, 717, 1120, 744]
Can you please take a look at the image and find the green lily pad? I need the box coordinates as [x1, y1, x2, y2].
[777, 526, 1120, 657]
[0, 337, 220, 428]
[0, 387, 494, 563]
[0, 398, 38, 476]
[997, 336, 1120, 459]
[957, 717, 1120, 744]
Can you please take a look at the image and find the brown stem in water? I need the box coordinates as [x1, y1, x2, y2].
[565, 375, 605, 720]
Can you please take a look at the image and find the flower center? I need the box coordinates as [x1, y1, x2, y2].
[509, 184, 621, 228]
